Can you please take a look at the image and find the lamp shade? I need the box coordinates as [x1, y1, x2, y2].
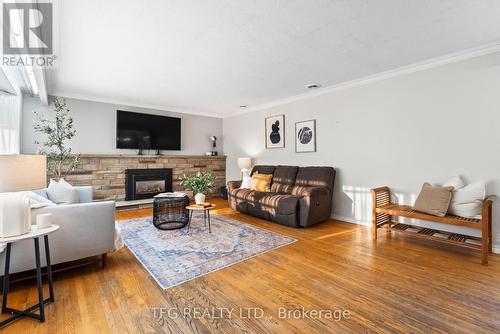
[0, 155, 47, 192]
[237, 157, 252, 170]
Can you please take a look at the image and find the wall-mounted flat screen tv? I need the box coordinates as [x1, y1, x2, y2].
[116, 110, 181, 150]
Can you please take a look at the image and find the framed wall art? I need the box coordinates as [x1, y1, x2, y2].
[295, 119, 316, 153]
[265, 114, 285, 148]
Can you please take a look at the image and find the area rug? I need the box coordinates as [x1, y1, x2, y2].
[117, 213, 296, 289]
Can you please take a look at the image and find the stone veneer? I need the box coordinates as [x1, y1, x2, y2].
[64, 155, 226, 201]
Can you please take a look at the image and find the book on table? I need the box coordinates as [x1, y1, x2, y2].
[194, 203, 211, 208]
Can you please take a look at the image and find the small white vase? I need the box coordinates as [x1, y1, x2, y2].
[194, 192, 206, 205]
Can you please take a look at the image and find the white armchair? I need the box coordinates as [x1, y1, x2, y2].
[0, 186, 116, 275]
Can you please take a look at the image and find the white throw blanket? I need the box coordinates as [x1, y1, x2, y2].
[19, 191, 56, 209]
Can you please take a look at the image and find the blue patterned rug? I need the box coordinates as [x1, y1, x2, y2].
[117, 213, 296, 289]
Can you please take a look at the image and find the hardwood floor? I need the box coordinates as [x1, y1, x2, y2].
[2, 198, 500, 333]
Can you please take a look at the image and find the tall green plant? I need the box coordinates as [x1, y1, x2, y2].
[33, 97, 80, 180]
[180, 171, 215, 194]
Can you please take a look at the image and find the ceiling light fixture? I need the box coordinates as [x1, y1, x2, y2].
[306, 84, 321, 89]
[239, 105, 247, 108]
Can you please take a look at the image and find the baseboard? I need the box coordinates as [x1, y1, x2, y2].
[331, 213, 500, 255]
[331, 214, 371, 227]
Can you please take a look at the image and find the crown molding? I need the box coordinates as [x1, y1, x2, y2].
[48, 91, 223, 118]
[226, 42, 500, 118]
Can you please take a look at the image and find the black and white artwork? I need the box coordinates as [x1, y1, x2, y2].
[265, 114, 285, 148]
[295, 120, 316, 153]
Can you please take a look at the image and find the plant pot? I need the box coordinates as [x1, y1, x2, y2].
[194, 193, 206, 205]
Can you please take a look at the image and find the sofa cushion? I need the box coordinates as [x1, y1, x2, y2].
[295, 167, 335, 193]
[228, 188, 255, 213]
[250, 165, 276, 176]
[271, 166, 299, 194]
[274, 194, 300, 215]
[249, 192, 299, 215]
[230, 188, 254, 202]
[31, 189, 49, 199]
[255, 193, 300, 227]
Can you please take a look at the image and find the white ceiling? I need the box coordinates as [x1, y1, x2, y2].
[48, 0, 500, 117]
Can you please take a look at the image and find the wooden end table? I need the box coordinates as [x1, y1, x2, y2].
[186, 204, 216, 233]
[0, 224, 59, 328]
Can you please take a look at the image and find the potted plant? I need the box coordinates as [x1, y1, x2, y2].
[180, 171, 215, 204]
[33, 97, 80, 180]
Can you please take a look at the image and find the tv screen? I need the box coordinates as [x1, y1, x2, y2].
[116, 110, 181, 150]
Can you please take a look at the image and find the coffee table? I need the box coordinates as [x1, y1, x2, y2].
[186, 204, 216, 233]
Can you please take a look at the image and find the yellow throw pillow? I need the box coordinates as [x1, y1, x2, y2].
[251, 173, 272, 192]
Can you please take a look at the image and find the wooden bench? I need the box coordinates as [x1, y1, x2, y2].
[371, 186, 495, 265]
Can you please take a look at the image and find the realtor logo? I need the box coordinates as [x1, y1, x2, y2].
[1, 0, 58, 68]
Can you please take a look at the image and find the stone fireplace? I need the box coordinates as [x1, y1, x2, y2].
[125, 168, 172, 200]
[64, 155, 226, 201]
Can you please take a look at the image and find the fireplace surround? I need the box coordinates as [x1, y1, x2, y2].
[64, 155, 226, 201]
[125, 168, 172, 200]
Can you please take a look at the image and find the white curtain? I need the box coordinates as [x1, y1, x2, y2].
[0, 93, 22, 154]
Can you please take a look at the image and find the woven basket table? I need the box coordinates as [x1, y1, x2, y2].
[152, 193, 190, 230]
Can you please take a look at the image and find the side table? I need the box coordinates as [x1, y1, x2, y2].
[0, 224, 60, 327]
[153, 193, 190, 230]
[186, 204, 216, 233]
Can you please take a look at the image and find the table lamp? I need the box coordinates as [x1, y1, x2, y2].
[0, 155, 47, 237]
[237, 157, 252, 178]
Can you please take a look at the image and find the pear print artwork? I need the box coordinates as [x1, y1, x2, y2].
[270, 120, 281, 144]
[265, 115, 285, 148]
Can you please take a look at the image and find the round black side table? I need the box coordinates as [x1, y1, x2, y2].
[152, 194, 190, 230]
[0, 225, 59, 328]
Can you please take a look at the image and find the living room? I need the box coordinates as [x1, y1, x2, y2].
[1, 1, 500, 333]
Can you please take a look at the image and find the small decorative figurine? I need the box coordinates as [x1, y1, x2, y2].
[210, 136, 218, 156]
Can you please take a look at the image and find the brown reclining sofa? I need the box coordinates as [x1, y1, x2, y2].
[227, 165, 336, 227]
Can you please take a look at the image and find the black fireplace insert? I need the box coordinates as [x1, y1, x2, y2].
[125, 168, 173, 200]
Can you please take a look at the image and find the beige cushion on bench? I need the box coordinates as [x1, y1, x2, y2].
[413, 183, 454, 217]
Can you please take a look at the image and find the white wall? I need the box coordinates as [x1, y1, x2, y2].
[22, 96, 223, 155]
[223, 51, 500, 249]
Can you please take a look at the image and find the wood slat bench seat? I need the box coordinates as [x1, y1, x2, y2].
[377, 204, 481, 228]
[371, 186, 495, 265]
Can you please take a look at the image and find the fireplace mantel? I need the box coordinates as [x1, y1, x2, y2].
[76, 154, 227, 159]
[65, 155, 226, 201]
